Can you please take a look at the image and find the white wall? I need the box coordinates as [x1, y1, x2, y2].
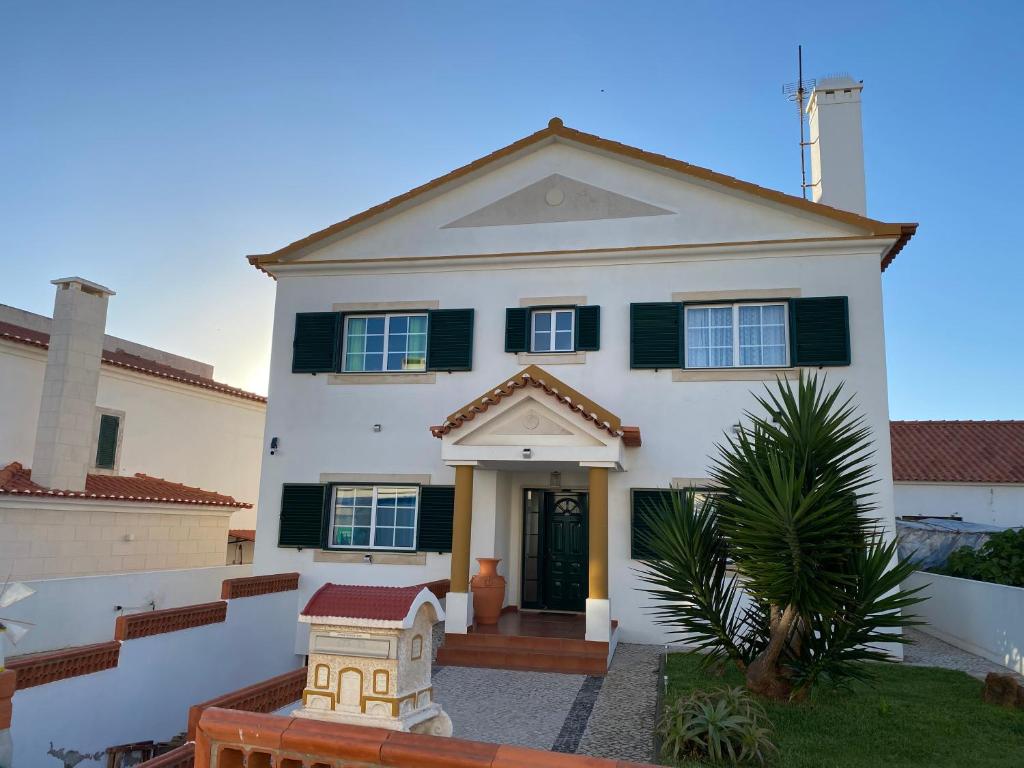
[895, 482, 1024, 528]
[0, 340, 265, 528]
[3, 564, 251, 656]
[905, 571, 1024, 675]
[10, 588, 302, 768]
[254, 246, 896, 646]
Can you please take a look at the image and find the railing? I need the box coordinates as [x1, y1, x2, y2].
[114, 601, 228, 640]
[5, 641, 121, 690]
[187, 668, 306, 739]
[221, 572, 300, 599]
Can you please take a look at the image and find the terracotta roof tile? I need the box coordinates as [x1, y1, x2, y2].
[0, 320, 266, 403]
[301, 584, 425, 622]
[0, 462, 251, 508]
[890, 421, 1024, 484]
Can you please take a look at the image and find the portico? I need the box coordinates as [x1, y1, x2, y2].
[429, 366, 640, 670]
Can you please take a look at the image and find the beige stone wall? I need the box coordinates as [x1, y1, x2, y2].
[0, 501, 232, 579]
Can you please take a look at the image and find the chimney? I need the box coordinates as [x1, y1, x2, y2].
[806, 76, 867, 215]
[31, 277, 115, 491]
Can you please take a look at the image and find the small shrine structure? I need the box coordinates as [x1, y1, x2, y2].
[296, 584, 451, 736]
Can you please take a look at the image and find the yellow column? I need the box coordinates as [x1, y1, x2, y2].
[588, 466, 609, 600]
[450, 464, 474, 592]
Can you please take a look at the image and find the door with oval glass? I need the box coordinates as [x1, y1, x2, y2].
[521, 489, 588, 612]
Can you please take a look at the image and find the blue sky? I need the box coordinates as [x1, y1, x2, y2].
[2, 2, 1021, 417]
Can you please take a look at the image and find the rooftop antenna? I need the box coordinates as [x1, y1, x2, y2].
[782, 45, 816, 198]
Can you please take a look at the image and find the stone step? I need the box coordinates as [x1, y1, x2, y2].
[441, 630, 607, 657]
[436, 644, 608, 675]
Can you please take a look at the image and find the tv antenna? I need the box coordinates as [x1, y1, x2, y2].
[782, 45, 816, 198]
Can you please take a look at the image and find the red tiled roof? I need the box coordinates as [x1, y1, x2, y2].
[228, 529, 256, 542]
[0, 462, 251, 508]
[890, 421, 1024, 484]
[301, 584, 425, 622]
[0, 320, 266, 403]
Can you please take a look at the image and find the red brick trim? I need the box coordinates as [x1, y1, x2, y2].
[5, 641, 120, 690]
[193, 707, 660, 768]
[421, 578, 450, 601]
[187, 668, 306, 740]
[115, 601, 227, 641]
[136, 743, 195, 768]
[220, 572, 299, 600]
[0, 669, 15, 728]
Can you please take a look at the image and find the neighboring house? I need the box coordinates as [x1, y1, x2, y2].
[891, 420, 1024, 528]
[250, 76, 916, 657]
[0, 277, 266, 579]
[227, 528, 256, 564]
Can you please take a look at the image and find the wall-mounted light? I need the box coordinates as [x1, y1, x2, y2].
[550, 471, 562, 489]
[270, 437, 279, 455]
[522, 448, 533, 459]
[372, 424, 382, 432]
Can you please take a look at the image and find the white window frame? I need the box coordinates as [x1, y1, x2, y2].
[530, 308, 575, 353]
[327, 484, 419, 551]
[342, 313, 428, 373]
[684, 302, 790, 369]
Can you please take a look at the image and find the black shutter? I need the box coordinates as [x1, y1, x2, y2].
[417, 486, 455, 552]
[790, 297, 851, 366]
[278, 484, 327, 548]
[505, 307, 530, 353]
[95, 414, 119, 469]
[575, 305, 601, 351]
[631, 488, 681, 559]
[292, 312, 341, 373]
[426, 309, 474, 371]
[630, 303, 683, 369]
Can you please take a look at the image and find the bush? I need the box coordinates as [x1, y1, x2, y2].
[658, 686, 777, 765]
[942, 528, 1024, 587]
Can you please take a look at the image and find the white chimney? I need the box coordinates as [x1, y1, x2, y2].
[806, 76, 867, 215]
[31, 277, 115, 491]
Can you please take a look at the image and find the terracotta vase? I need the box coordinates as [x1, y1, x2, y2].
[470, 557, 506, 625]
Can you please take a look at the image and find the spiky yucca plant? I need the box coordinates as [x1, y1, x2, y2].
[639, 373, 924, 700]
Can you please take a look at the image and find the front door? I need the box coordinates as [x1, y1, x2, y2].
[521, 490, 588, 612]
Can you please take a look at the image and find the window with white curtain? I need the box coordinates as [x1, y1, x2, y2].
[685, 303, 788, 368]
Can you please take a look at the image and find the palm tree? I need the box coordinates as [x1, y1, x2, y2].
[638, 373, 924, 700]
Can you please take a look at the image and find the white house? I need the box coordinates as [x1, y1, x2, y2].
[0, 277, 266, 579]
[250, 76, 916, 668]
[892, 420, 1024, 528]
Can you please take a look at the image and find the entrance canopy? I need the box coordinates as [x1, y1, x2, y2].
[429, 365, 641, 470]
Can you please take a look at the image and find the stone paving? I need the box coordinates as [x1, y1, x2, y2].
[903, 627, 1022, 681]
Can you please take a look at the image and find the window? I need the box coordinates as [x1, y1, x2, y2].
[685, 303, 788, 368]
[343, 314, 427, 372]
[531, 308, 574, 353]
[328, 485, 418, 550]
[94, 412, 121, 469]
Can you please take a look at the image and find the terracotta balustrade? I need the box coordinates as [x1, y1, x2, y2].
[420, 578, 450, 600]
[5, 641, 121, 690]
[114, 601, 227, 640]
[187, 667, 306, 739]
[135, 743, 196, 768]
[220, 572, 299, 600]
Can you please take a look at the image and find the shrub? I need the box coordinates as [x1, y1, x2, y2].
[943, 528, 1024, 587]
[658, 686, 777, 766]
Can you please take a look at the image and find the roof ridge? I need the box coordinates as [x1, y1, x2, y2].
[892, 419, 1024, 425]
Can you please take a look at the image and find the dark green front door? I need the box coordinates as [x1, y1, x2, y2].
[542, 491, 588, 612]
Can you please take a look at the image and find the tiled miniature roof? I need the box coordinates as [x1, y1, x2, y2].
[228, 528, 257, 542]
[301, 584, 426, 622]
[430, 365, 642, 447]
[890, 421, 1024, 484]
[0, 462, 251, 508]
[0, 320, 266, 403]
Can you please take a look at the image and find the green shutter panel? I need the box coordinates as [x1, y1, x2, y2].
[630, 303, 683, 369]
[95, 414, 119, 469]
[278, 484, 327, 548]
[292, 312, 341, 373]
[575, 305, 601, 351]
[790, 297, 851, 366]
[631, 488, 680, 559]
[417, 486, 455, 552]
[426, 309, 474, 371]
[505, 307, 530, 353]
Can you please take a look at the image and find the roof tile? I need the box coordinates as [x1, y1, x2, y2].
[890, 421, 1024, 484]
[301, 584, 425, 622]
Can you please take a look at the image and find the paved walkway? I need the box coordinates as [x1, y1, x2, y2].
[903, 627, 1022, 681]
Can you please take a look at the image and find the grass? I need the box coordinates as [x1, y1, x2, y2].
[663, 653, 1024, 768]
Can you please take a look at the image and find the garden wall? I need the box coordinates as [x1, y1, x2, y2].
[905, 571, 1023, 674]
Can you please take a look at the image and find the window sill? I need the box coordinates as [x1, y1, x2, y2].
[516, 351, 587, 365]
[328, 372, 436, 385]
[313, 550, 427, 565]
[672, 367, 799, 382]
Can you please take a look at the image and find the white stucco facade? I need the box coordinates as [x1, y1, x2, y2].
[894, 482, 1024, 528]
[251, 122, 910, 645]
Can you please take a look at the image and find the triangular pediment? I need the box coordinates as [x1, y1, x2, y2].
[454, 395, 605, 448]
[442, 173, 673, 228]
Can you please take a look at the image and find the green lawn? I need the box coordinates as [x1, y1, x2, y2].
[664, 653, 1024, 768]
